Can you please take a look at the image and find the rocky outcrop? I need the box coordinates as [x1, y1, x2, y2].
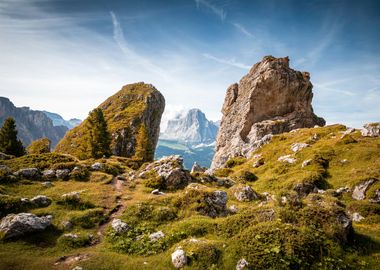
[0, 213, 52, 239]
[0, 97, 68, 147]
[361, 123, 380, 137]
[55, 82, 165, 161]
[171, 248, 187, 268]
[139, 155, 192, 190]
[111, 218, 130, 234]
[352, 179, 377, 200]
[211, 56, 325, 169]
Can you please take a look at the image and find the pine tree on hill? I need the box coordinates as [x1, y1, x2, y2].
[134, 124, 153, 162]
[0, 117, 25, 157]
[87, 108, 111, 159]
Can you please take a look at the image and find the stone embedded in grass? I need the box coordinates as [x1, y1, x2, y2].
[91, 162, 104, 171]
[151, 189, 165, 195]
[369, 189, 380, 203]
[229, 204, 238, 214]
[236, 258, 249, 270]
[301, 159, 312, 167]
[149, 231, 165, 242]
[62, 191, 81, 200]
[290, 142, 309, 152]
[61, 220, 73, 230]
[42, 169, 56, 179]
[0, 212, 52, 239]
[352, 178, 377, 200]
[30, 195, 52, 207]
[14, 168, 40, 180]
[352, 212, 364, 222]
[171, 248, 187, 268]
[111, 218, 130, 234]
[277, 155, 296, 164]
[56, 169, 70, 180]
[333, 186, 350, 197]
[232, 185, 258, 202]
[293, 182, 318, 197]
[41, 181, 53, 187]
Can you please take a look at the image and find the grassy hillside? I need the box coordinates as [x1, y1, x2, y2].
[0, 125, 379, 269]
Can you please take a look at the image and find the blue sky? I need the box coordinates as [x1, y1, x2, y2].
[0, 0, 379, 128]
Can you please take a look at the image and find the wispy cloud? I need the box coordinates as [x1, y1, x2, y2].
[203, 53, 250, 69]
[232, 23, 254, 38]
[109, 11, 172, 81]
[194, 0, 226, 21]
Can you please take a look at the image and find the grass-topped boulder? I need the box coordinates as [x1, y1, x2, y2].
[55, 82, 165, 161]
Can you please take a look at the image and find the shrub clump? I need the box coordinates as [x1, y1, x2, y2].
[225, 157, 247, 168]
[57, 233, 92, 249]
[213, 168, 233, 178]
[70, 166, 90, 181]
[232, 170, 258, 182]
[56, 194, 95, 210]
[70, 208, 107, 229]
[26, 138, 51, 154]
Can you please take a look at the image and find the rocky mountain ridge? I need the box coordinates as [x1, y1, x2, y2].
[0, 97, 68, 147]
[161, 109, 218, 145]
[42, 111, 81, 129]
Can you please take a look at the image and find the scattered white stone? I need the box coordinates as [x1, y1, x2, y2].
[278, 155, 296, 164]
[91, 162, 104, 171]
[15, 168, 40, 179]
[191, 162, 205, 173]
[352, 179, 377, 200]
[236, 258, 249, 270]
[62, 191, 81, 200]
[302, 159, 312, 167]
[72, 267, 83, 270]
[171, 248, 187, 268]
[42, 169, 56, 179]
[233, 185, 258, 202]
[291, 143, 309, 152]
[341, 128, 355, 138]
[149, 231, 165, 242]
[30, 195, 51, 207]
[111, 219, 130, 234]
[63, 233, 78, 239]
[61, 220, 73, 230]
[56, 169, 70, 179]
[229, 205, 238, 214]
[361, 123, 380, 137]
[151, 189, 165, 195]
[41, 181, 53, 187]
[352, 212, 365, 222]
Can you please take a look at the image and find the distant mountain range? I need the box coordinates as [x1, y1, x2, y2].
[42, 111, 81, 129]
[0, 97, 81, 148]
[155, 109, 219, 169]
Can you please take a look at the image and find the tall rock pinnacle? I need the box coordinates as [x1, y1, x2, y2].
[211, 56, 325, 169]
[55, 82, 165, 161]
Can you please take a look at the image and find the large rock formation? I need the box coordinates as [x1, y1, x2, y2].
[211, 56, 325, 169]
[0, 97, 68, 147]
[55, 82, 165, 161]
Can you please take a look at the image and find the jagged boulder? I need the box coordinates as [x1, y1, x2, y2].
[55, 82, 165, 161]
[139, 155, 192, 190]
[211, 56, 325, 169]
[0, 213, 52, 239]
[232, 185, 258, 201]
[352, 179, 377, 200]
[361, 123, 380, 137]
[14, 168, 40, 179]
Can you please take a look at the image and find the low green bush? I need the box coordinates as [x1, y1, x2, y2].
[57, 233, 92, 249]
[70, 208, 107, 229]
[225, 157, 247, 168]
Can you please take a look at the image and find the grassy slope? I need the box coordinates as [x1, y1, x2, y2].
[0, 125, 379, 269]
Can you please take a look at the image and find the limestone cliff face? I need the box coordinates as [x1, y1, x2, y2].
[0, 97, 68, 147]
[55, 82, 165, 161]
[211, 56, 325, 169]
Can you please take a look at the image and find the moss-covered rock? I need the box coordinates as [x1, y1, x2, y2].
[55, 83, 165, 161]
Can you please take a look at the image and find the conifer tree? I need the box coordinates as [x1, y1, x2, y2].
[0, 117, 25, 157]
[87, 108, 111, 158]
[134, 124, 153, 162]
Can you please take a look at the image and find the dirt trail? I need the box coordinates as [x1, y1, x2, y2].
[97, 177, 127, 238]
